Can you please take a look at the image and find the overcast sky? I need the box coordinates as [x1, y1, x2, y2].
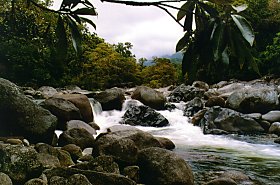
[53, 0, 183, 59]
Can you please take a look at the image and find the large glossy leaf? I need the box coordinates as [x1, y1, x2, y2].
[183, 3, 195, 32]
[176, 33, 191, 52]
[198, 2, 219, 17]
[211, 23, 226, 61]
[231, 14, 255, 46]
[67, 17, 82, 54]
[177, 2, 194, 21]
[73, 8, 97, 16]
[232, 4, 248, 13]
[56, 15, 68, 60]
[80, 17, 96, 29]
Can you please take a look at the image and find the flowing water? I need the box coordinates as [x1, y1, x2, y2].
[92, 99, 280, 185]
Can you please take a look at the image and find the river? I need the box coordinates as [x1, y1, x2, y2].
[92, 99, 280, 185]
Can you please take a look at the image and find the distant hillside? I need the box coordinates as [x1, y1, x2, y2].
[144, 52, 183, 66]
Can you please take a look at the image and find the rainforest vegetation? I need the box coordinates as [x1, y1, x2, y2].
[0, 0, 280, 89]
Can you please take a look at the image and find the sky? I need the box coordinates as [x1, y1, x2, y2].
[53, 0, 183, 59]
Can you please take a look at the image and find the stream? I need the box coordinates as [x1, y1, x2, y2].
[92, 99, 280, 185]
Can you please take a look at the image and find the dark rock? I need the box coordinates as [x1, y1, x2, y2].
[0, 78, 57, 144]
[184, 97, 204, 117]
[123, 166, 140, 183]
[131, 86, 166, 110]
[58, 128, 95, 149]
[205, 96, 225, 107]
[66, 120, 96, 135]
[67, 174, 92, 185]
[155, 137, 175, 150]
[226, 87, 279, 114]
[37, 86, 58, 99]
[191, 109, 208, 126]
[61, 144, 83, 162]
[200, 106, 265, 134]
[262, 110, 280, 122]
[88, 122, 100, 130]
[274, 138, 280, 144]
[121, 105, 169, 127]
[192, 81, 209, 91]
[35, 143, 74, 167]
[0, 172, 13, 185]
[78, 154, 94, 162]
[53, 93, 93, 123]
[93, 87, 125, 111]
[24, 178, 48, 185]
[49, 176, 67, 185]
[268, 122, 280, 136]
[6, 138, 23, 145]
[40, 98, 82, 130]
[36, 153, 61, 168]
[43, 167, 136, 185]
[74, 155, 120, 174]
[0, 144, 43, 184]
[138, 147, 194, 185]
[164, 102, 177, 111]
[168, 84, 205, 103]
[93, 128, 162, 165]
[205, 177, 237, 185]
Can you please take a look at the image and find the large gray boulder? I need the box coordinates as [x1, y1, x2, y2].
[262, 111, 280, 123]
[93, 127, 162, 165]
[131, 86, 166, 110]
[168, 84, 205, 103]
[0, 144, 43, 184]
[53, 94, 93, 123]
[0, 78, 57, 144]
[121, 105, 169, 127]
[226, 87, 279, 114]
[0, 172, 13, 185]
[199, 106, 265, 134]
[43, 167, 136, 185]
[138, 147, 194, 185]
[93, 87, 125, 111]
[40, 98, 82, 130]
[268, 122, 280, 136]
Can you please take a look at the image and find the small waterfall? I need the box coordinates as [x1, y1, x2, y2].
[89, 98, 103, 118]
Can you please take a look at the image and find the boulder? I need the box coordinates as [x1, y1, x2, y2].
[262, 110, 280, 123]
[192, 81, 209, 91]
[168, 84, 205, 103]
[219, 170, 253, 184]
[43, 167, 136, 185]
[123, 166, 140, 183]
[74, 155, 120, 174]
[24, 178, 48, 185]
[268, 122, 280, 136]
[226, 87, 279, 114]
[205, 96, 226, 107]
[61, 144, 83, 162]
[216, 82, 245, 98]
[37, 86, 58, 99]
[66, 120, 97, 135]
[205, 178, 237, 185]
[0, 172, 13, 185]
[184, 97, 204, 117]
[58, 128, 95, 149]
[131, 86, 166, 110]
[199, 106, 265, 134]
[35, 143, 74, 167]
[155, 137, 175, 150]
[40, 98, 82, 130]
[0, 78, 57, 144]
[0, 144, 43, 184]
[121, 105, 169, 127]
[93, 128, 162, 165]
[93, 87, 125, 111]
[138, 147, 194, 185]
[53, 94, 93, 123]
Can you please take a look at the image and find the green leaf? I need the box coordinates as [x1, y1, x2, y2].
[211, 23, 226, 61]
[232, 4, 248, 13]
[80, 17, 96, 29]
[176, 33, 191, 52]
[67, 17, 82, 54]
[231, 14, 255, 46]
[221, 47, 229, 65]
[56, 15, 68, 60]
[183, 4, 195, 32]
[198, 2, 219, 17]
[73, 8, 97, 16]
[177, 2, 194, 21]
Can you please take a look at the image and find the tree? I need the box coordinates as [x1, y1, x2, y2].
[7, 0, 279, 85]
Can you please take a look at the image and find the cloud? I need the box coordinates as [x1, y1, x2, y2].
[53, 0, 184, 59]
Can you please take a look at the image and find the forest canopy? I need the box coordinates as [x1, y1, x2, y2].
[0, 0, 280, 89]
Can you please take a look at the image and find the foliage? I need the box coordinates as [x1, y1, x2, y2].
[76, 42, 141, 89]
[260, 32, 280, 75]
[140, 58, 178, 88]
